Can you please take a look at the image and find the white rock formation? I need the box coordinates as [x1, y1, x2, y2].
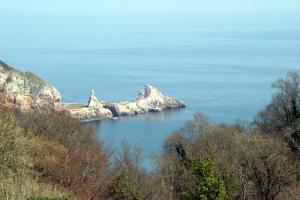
[0, 60, 184, 121]
[88, 90, 102, 108]
[67, 106, 113, 121]
[68, 85, 185, 120]
[105, 101, 143, 116]
[67, 90, 113, 121]
[136, 84, 184, 111]
[104, 85, 185, 117]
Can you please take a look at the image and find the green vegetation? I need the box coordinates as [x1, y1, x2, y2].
[0, 109, 67, 200]
[255, 71, 300, 155]
[100, 101, 114, 107]
[25, 71, 47, 86]
[64, 101, 113, 109]
[108, 168, 142, 200]
[0, 60, 47, 89]
[0, 60, 15, 71]
[0, 71, 300, 199]
[180, 157, 227, 200]
[0, 60, 26, 77]
[64, 103, 87, 109]
[27, 196, 70, 200]
[5, 76, 13, 83]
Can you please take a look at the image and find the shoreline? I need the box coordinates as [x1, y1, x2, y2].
[64, 85, 185, 121]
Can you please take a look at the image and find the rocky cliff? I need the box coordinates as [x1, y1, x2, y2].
[0, 60, 62, 112]
[0, 60, 185, 121]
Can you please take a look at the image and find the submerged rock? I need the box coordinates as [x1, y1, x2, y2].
[0, 60, 62, 112]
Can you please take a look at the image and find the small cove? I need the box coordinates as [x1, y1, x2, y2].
[1, 13, 300, 169]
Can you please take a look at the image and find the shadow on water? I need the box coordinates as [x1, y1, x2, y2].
[86, 107, 184, 128]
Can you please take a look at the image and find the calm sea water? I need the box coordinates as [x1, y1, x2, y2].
[1, 13, 300, 169]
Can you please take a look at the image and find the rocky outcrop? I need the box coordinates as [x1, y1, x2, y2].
[0, 60, 62, 112]
[66, 85, 185, 121]
[104, 85, 185, 117]
[88, 90, 102, 108]
[66, 91, 113, 121]
[105, 101, 143, 116]
[136, 84, 185, 111]
[0, 60, 185, 121]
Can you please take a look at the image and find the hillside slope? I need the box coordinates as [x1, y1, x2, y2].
[0, 60, 62, 112]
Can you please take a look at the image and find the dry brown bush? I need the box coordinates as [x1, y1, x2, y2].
[0, 108, 66, 199]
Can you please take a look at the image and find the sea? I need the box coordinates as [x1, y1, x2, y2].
[1, 12, 299, 169]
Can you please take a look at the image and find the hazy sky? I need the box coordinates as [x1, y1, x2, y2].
[1, 0, 300, 15]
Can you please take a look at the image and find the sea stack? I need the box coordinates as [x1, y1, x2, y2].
[88, 90, 101, 108]
[66, 90, 113, 121]
[103, 85, 185, 117]
[0, 59, 185, 122]
[136, 84, 186, 112]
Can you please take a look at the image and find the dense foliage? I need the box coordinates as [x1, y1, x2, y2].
[0, 71, 300, 199]
[27, 196, 70, 200]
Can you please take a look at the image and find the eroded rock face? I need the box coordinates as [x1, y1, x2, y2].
[88, 90, 102, 108]
[0, 60, 62, 112]
[67, 91, 113, 121]
[0, 60, 185, 121]
[103, 85, 185, 117]
[67, 106, 113, 121]
[136, 84, 185, 111]
[68, 85, 185, 120]
[105, 101, 143, 116]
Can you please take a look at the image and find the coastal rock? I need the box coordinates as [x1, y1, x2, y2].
[0, 59, 185, 121]
[0, 60, 62, 112]
[88, 90, 102, 108]
[67, 106, 113, 121]
[67, 91, 113, 121]
[105, 101, 144, 116]
[103, 85, 185, 117]
[136, 84, 185, 111]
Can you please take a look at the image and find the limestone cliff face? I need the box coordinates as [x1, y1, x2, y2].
[0, 60, 62, 112]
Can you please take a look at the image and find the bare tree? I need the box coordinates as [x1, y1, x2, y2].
[240, 134, 296, 200]
[255, 71, 300, 153]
